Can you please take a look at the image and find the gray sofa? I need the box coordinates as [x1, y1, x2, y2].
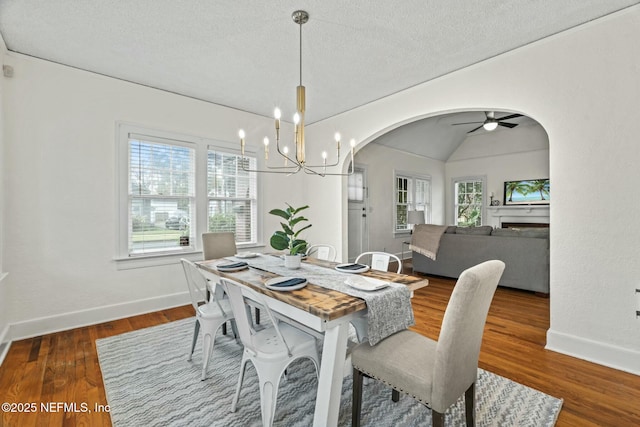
[412, 225, 549, 294]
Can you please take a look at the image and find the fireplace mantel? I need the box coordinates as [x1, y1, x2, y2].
[487, 205, 550, 228]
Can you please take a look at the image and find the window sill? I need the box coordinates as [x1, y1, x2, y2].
[114, 243, 267, 270]
[114, 250, 203, 270]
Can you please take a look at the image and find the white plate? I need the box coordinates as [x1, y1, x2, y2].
[235, 252, 260, 259]
[335, 263, 370, 274]
[345, 276, 389, 292]
[216, 262, 249, 272]
[265, 277, 308, 291]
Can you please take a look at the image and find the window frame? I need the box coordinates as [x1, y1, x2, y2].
[393, 170, 432, 235]
[116, 123, 261, 268]
[452, 175, 486, 226]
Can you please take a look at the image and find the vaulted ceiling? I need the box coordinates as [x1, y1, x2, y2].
[0, 1, 636, 159]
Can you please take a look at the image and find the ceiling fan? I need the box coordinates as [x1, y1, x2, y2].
[452, 111, 523, 134]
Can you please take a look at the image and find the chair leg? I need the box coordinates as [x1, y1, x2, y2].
[188, 319, 200, 361]
[392, 389, 400, 402]
[258, 375, 279, 427]
[432, 410, 445, 427]
[200, 332, 215, 381]
[465, 382, 475, 427]
[231, 356, 249, 412]
[352, 368, 364, 427]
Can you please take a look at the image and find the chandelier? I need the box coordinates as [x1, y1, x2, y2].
[238, 10, 355, 176]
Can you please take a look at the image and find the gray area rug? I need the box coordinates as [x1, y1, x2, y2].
[96, 317, 562, 426]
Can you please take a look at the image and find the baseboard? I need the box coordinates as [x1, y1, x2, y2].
[9, 291, 191, 341]
[0, 324, 11, 367]
[546, 329, 640, 376]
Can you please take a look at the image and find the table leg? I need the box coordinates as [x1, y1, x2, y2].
[313, 321, 350, 427]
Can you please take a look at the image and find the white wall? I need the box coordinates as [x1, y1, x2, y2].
[351, 142, 445, 259]
[305, 6, 640, 374]
[445, 122, 550, 224]
[1, 52, 306, 339]
[2, 5, 639, 375]
[0, 35, 9, 355]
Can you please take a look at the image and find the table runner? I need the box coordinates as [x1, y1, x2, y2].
[229, 255, 415, 345]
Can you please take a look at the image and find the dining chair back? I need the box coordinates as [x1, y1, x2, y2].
[221, 278, 320, 427]
[306, 243, 337, 262]
[355, 251, 402, 273]
[202, 231, 237, 260]
[180, 258, 235, 380]
[351, 260, 505, 427]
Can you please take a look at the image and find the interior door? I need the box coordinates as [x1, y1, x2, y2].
[348, 167, 368, 262]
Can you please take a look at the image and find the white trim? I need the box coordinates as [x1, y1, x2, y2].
[546, 329, 640, 376]
[8, 291, 191, 341]
[0, 325, 11, 367]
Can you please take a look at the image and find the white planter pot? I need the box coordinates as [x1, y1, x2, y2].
[284, 254, 302, 269]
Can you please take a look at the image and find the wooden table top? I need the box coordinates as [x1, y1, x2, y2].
[197, 256, 428, 322]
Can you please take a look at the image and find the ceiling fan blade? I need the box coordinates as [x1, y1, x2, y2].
[467, 125, 484, 133]
[496, 113, 523, 121]
[498, 122, 518, 128]
[452, 121, 483, 126]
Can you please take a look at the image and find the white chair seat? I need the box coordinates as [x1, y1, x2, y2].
[197, 298, 232, 319]
[250, 322, 318, 359]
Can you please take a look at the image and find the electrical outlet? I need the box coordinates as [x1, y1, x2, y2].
[636, 289, 640, 319]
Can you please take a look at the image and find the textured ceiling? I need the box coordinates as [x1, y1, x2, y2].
[0, 1, 637, 159]
[1, 1, 638, 124]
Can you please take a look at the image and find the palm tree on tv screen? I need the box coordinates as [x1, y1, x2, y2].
[505, 181, 531, 202]
[529, 179, 550, 201]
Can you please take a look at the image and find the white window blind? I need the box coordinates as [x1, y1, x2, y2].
[207, 148, 258, 245]
[128, 135, 196, 255]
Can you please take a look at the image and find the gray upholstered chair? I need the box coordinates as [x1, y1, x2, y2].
[202, 231, 237, 260]
[201, 232, 261, 328]
[351, 260, 505, 427]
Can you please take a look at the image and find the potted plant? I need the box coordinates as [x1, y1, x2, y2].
[269, 203, 311, 269]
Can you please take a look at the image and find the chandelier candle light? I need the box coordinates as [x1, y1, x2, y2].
[238, 10, 355, 176]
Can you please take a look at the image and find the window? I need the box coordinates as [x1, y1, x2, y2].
[348, 168, 365, 202]
[118, 124, 259, 261]
[207, 148, 257, 244]
[394, 172, 431, 232]
[454, 178, 484, 226]
[128, 135, 196, 255]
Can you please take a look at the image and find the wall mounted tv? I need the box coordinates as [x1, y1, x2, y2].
[504, 179, 550, 205]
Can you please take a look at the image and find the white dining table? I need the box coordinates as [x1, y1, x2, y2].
[197, 256, 428, 426]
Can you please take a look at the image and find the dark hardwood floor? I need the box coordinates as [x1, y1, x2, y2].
[1, 266, 639, 426]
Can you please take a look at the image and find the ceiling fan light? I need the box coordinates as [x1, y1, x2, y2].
[483, 120, 499, 131]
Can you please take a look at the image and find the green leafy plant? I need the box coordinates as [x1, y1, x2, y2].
[269, 204, 312, 255]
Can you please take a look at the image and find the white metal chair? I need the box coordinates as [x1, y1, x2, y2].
[355, 251, 402, 273]
[181, 258, 236, 380]
[221, 277, 320, 427]
[306, 243, 337, 261]
[351, 260, 505, 427]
